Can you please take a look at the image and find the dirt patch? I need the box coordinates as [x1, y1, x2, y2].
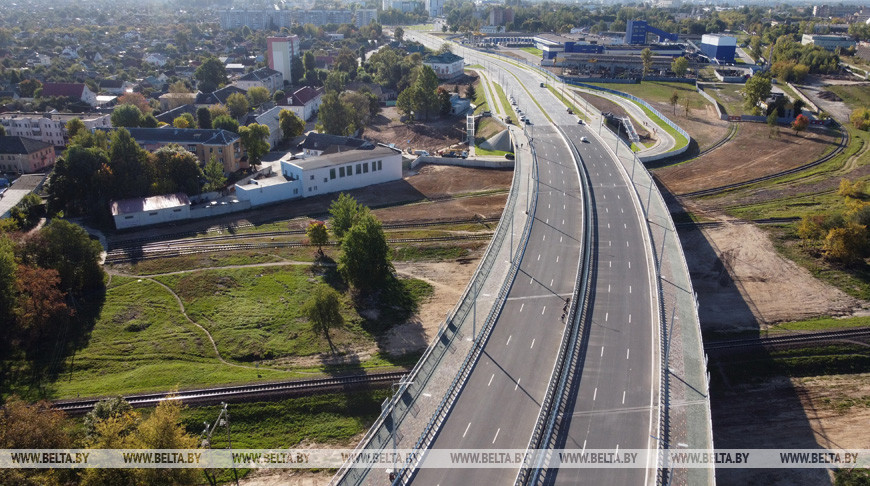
[644, 97, 730, 152]
[681, 220, 863, 331]
[712, 373, 870, 485]
[655, 124, 840, 195]
[364, 106, 466, 154]
[384, 259, 480, 355]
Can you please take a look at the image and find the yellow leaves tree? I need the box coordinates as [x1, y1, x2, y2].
[823, 223, 867, 263]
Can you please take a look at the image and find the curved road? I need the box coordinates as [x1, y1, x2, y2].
[406, 33, 660, 485]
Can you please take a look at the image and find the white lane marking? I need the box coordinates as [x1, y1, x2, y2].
[605, 312, 609, 322]
[593, 387, 598, 401]
[515, 378, 521, 391]
[621, 208, 624, 213]
[603, 194, 606, 200]
[546, 218, 549, 224]
[556, 256, 559, 263]
[600, 346, 604, 357]
[548, 203, 551, 209]
[537, 253, 541, 261]
[607, 284, 610, 293]
[626, 348, 630, 360]
[463, 422, 472, 438]
[562, 219, 565, 225]
[609, 261, 612, 268]
[530, 277, 534, 285]
[629, 285, 632, 294]
[530, 339, 536, 349]
[520, 303, 525, 312]
[606, 208, 609, 213]
[617, 194, 621, 200]
[550, 278, 554, 286]
[543, 234, 546, 241]
[622, 390, 626, 404]
[628, 261, 631, 269]
[560, 236, 563, 243]
[506, 335, 512, 346]
[563, 204, 566, 210]
[488, 374, 495, 386]
[629, 314, 632, 323]
[492, 428, 500, 444]
[624, 223, 627, 229]
[626, 241, 630, 247]
[541, 306, 546, 315]
[607, 223, 610, 229]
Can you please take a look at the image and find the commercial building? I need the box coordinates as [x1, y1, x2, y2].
[801, 34, 856, 51]
[625, 20, 679, 45]
[700, 34, 737, 63]
[124, 128, 245, 173]
[110, 193, 191, 230]
[423, 52, 465, 79]
[0, 112, 112, 147]
[235, 146, 402, 206]
[267, 36, 301, 84]
[219, 9, 294, 30]
[0, 136, 56, 173]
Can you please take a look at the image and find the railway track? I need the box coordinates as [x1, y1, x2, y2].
[109, 216, 501, 250]
[674, 216, 799, 229]
[104, 233, 494, 264]
[679, 127, 850, 198]
[693, 122, 738, 159]
[53, 371, 408, 415]
[704, 326, 870, 352]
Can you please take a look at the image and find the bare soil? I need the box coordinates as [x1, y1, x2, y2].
[679, 220, 863, 331]
[655, 124, 839, 195]
[643, 96, 730, 153]
[364, 106, 466, 154]
[712, 373, 870, 485]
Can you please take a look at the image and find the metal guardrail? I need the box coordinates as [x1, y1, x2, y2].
[331, 117, 533, 486]
[517, 129, 594, 486]
[394, 125, 540, 485]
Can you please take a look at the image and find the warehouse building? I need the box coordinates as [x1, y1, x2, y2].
[700, 34, 737, 64]
[110, 193, 191, 230]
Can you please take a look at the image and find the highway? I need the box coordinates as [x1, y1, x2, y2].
[405, 33, 660, 485]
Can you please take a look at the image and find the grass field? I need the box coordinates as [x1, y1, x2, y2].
[493, 82, 512, 118]
[826, 84, 870, 110]
[587, 81, 708, 109]
[520, 47, 543, 57]
[703, 83, 747, 116]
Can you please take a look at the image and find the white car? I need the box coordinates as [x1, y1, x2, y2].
[580, 137, 589, 143]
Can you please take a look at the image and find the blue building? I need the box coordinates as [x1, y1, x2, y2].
[624, 20, 679, 45]
[700, 34, 737, 63]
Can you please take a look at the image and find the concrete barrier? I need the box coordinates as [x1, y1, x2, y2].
[411, 156, 514, 169]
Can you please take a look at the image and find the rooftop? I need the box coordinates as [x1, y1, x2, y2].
[0, 136, 54, 154]
[423, 52, 464, 64]
[110, 193, 190, 216]
[125, 128, 240, 146]
[289, 146, 398, 171]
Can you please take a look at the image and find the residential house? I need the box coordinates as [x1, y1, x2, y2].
[0, 112, 112, 147]
[244, 105, 284, 149]
[423, 52, 465, 80]
[155, 104, 198, 125]
[234, 67, 283, 94]
[124, 128, 245, 173]
[278, 86, 324, 121]
[40, 83, 98, 107]
[297, 132, 375, 157]
[0, 136, 56, 173]
[195, 85, 248, 106]
[99, 79, 135, 95]
[61, 47, 79, 60]
[144, 53, 168, 67]
[159, 92, 198, 111]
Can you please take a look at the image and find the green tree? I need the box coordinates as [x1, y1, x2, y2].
[110, 104, 143, 128]
[394, 26, 404, 42]
[172, 114, 192, 128]
[83, 397, 134, 438]
[396, 86, 418, 121]
[238, 123, 270, 167]
[65, 118, 86, 139]
[209, 104, 230, 120]
[0, 236, 17, 328]
[273, 89, 285, 103]
[324, 70, 349, 94]
[329, 193, 368, 239]
[850, 107, 870, 131]
[195, 57, 227, 93]
[23, 219, 104, 294]
[18, 79, 41, 98]
[465, 82, 476, 102]
[151, 144, 202, 195]
[279, 109, 305, 141]
[334, 47, 359, 76]
[669, 90, 679, 115]
[212, 115, 239, 133]
[303, 51, 316, 73]
[196, 106, 212, 129]
[640, 48, 653, 77]
[743, 73, 772, 114]
[247, 86, 270, 107]
[339, 212, 392, 291]
[46, 146, 109, 216]
[291, 55, 304, 85]
[202, 155, 227, 192]
[307, 220, 329, 255]
[317, 92, 354, 135]
[671, 56, 689, 77]
[750, 36, 763, 61]
[107, 128, 152, 199]
[140, 113, 159, 128]
[767, 110, 780, 138]
[226, 92, 250, 119]
[303, 285, 344, 341]
[9, 193, 43, 230]
[130, 399, 199, 486]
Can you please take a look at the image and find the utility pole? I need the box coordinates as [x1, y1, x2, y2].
[201, 402, 239, 486]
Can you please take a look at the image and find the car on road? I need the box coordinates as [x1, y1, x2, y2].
[580, 136, 589, 143]
[540, 82, 545, 87]
[578, 119, 584, 125]
[504, 153, 515, 160]
[525, 118, 532, 125]
[567, 108, 573, 114]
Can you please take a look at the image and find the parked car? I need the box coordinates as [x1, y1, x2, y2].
[482, 111, 491, 117]
[460, 151, 468, 158]
[525, 118, 532, 125]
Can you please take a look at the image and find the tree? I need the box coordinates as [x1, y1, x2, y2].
[195, 57, 227, 93]
[767, 110, 780, 138]
[83, 397, 134, 438]
[750, 35, 763, 61]
[838, 178, 865, 199]
[18, 78, 42, 98]
[671, 56, 689, 77]
[196, 106, 212, 129]
[850, 107, 870, 131]
[792, 99, 806, 116]
[436, 43, 452, 55]
[303, 284, 344, 341]
[291, 56, 304, 85]
[9, 193, 43, 230]
[669, 90, 679, 115]
[13, 265, 71, 346]
[465, 82, 476, 102]
[107, 128, 152, 199]
[130, 399, 199, 486]
[140, 114, 159, 128]
[23, 220, 104, 295]
[792, 113, 809, 136]
[110, 104, 143, 128]
[46, 145, 109, 216]
[238, 123, 270, 167]
[334, 48, 359, 75]
[273, 89, 285, 103]
[324, 70, 349, 94]
[202, 155, 227, 192]
[339, 212, 392, 291]
[640, 48, 653, 77]
[209, 104, 230, 120]
[317, 92, 354, 135]
[303, 51, 316, 73]
[330, 193, 368, 239]
[0, 236, 17, 328]
[743, 73, 772, 114]
[172, 114, 192, 128]
[396, 86, 418, 121]
[212, 115, 239, 133]
[394, 26, 404, 42]
[117, 92, 152, 114]
[824, 223, 867, 263]
[65, 118, 86, 139]
[307, 220, 329, 255]
[226, 92, 250, 119]
[0, 397, 73, 486]
[438, 87, 452, 115]
[247, 86, 270, 107]
[279, 109, 305, 141]
[151, 145, 202, 195]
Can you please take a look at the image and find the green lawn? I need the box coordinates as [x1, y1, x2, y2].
[520, 47, 543, 57]
[702, 83, 747, 116]
[492, 82, 512, 118]
[630, 99, 689, 152]
[826, 84, 870, 110]
[586, 81, 708, 110]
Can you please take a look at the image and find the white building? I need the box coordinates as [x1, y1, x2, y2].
[423, 52, 465, 80]
[801, 34, 856, 51]
[144, 53, 168, 67]
[234, 67, 284, 94]
[236, 146, 402, 206]
[382, 0, 420, 13]
[0, 112, 112, 147]
[267, 36, 301, 83]
[355, 9, 378, 27]
[425, 0, 443, 17]
[280, 86, 324, 121]
[244, 105, 284, 149]
[110, 193, 191, 230]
